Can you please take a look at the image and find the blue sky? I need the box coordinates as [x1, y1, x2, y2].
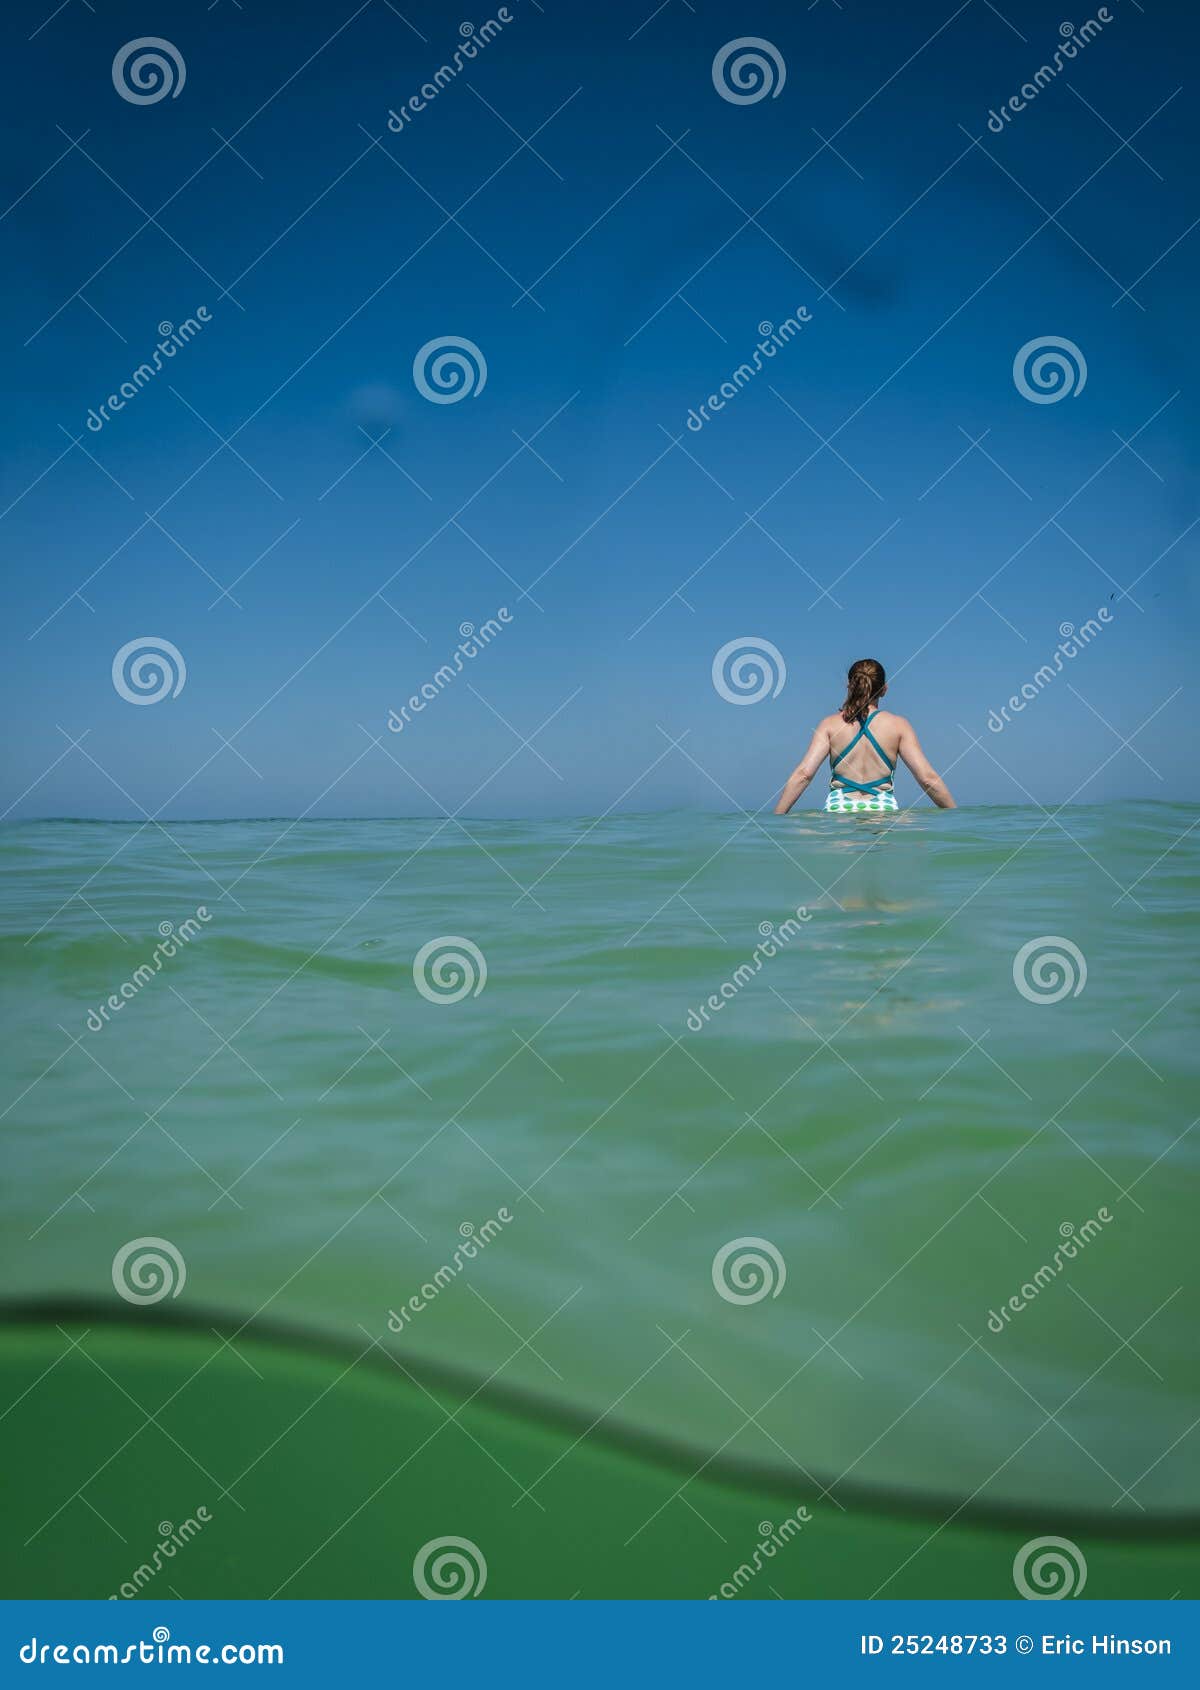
[1, 0, 1196, 816]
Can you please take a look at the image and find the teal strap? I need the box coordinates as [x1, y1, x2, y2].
[858, 718, 896, 772]
[833, 774, 892, 793]
[830, 712, 895, 792]
[829, 730, 862, 770]
[829, 721, 867, 769]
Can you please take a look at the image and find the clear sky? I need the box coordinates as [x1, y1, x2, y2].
[1, 0, 1196, 817]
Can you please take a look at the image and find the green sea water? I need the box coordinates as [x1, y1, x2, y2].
[2, 807, 1197, 1526]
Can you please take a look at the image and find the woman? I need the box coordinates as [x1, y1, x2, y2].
[773, 658, 956, 815]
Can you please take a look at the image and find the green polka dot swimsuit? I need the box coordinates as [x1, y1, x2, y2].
[825, 712, 898, 814]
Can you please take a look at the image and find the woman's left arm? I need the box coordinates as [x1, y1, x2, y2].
[774, 723, 831, 815]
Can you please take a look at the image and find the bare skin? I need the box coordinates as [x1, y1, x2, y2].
[774, 687, 956, 814]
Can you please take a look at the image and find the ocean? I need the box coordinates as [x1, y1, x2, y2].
[2, 806, 1196, 1527]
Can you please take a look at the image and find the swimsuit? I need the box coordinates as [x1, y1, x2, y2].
[824, 790, 898, 813]
[824, 712, 899, 814]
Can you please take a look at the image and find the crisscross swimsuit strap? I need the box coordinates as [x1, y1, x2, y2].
[829, 711, 897, 793]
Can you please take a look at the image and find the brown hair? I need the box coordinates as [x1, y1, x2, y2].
[841, 658, 885, 723]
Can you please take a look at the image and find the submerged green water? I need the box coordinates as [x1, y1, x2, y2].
[2, 808, 1196, 1522]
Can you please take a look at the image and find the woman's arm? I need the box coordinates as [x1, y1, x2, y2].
[897, 719, 956, 808]
[774, 723, 832, 815]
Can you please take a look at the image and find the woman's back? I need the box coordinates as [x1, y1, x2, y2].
[826, 708, 902, 790]
[773, 659, 956, 814]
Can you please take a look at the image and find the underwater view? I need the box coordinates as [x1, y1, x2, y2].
[2, 807, 1196, 1597]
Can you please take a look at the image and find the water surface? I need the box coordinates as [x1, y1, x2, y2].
[2, 807, 1196, 1519]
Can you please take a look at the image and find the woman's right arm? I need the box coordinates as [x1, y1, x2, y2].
[774, 722, 832, 815]
[897, 720, 956, 808]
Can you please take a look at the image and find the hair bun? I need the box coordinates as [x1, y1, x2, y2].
[841, 658, 886, 723]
